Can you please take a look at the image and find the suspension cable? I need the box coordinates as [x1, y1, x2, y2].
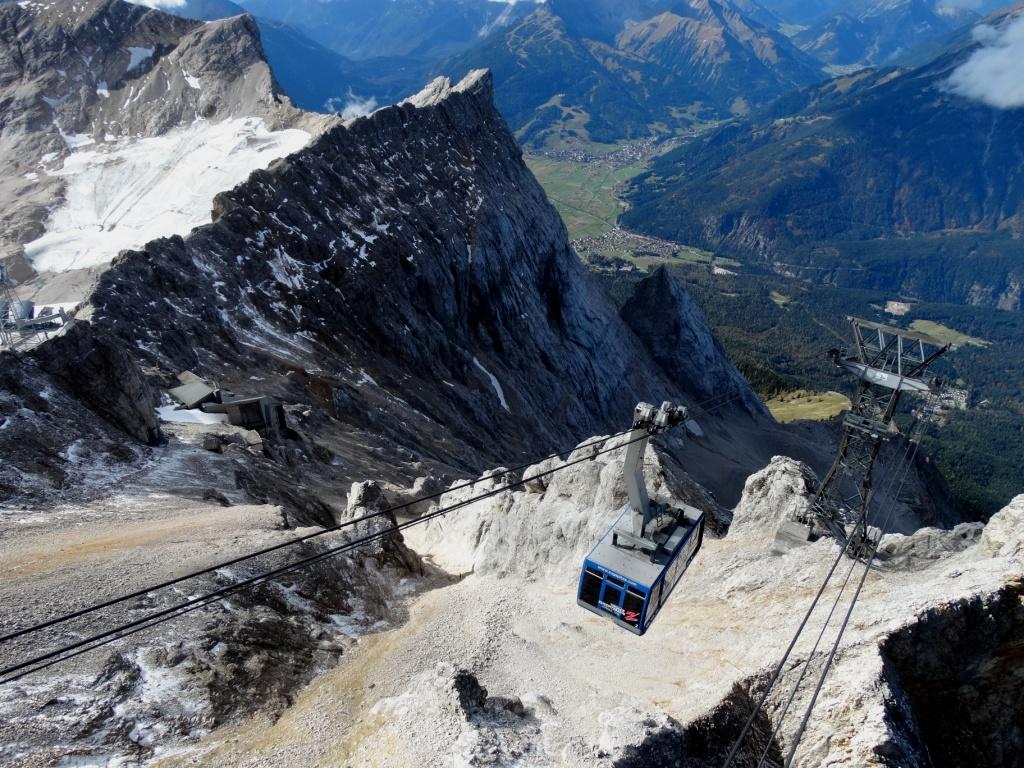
[720, 518, 862, 768]
[781, 417, 929, 767]
[754, 554, 859, 768]
[2, 388, 744, 650]
[1, 427, 661, 684]
[0, 429, 632, 647]
[722, 408, 925, 768]
[753, 415, 925, 767]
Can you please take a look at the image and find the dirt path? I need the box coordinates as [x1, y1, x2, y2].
[150, 574, 458, 768]
[0, 505, 281, 579]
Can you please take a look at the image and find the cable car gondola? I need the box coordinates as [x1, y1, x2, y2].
[576, 402, 705, 635]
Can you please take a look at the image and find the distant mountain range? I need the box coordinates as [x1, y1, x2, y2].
[126, 0, 1016, 148]
[442, 0, 826, 146]
[235, 0, 540, 61]
[623, 5, 1024, 309]
[789, 0, 1008, 70]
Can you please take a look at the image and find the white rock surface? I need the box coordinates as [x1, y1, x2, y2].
[378, 449, 1024, 768]
[403, 434, 692, 584]
[728, 455, 816, 539]
[977, 494, 1024, 558]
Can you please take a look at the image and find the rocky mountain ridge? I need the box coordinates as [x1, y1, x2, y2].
[0, 0, 812, 527]
[441, 0, 826, 146]
[86, 65, 812, 501]
[0, 0, 331, 300]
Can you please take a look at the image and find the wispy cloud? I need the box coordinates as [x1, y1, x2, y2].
[326, 92, 379, 119]
[947, 14, 1024, 109]
[136, 0, 188, 8]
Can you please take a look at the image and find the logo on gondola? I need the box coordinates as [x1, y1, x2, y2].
[599, 601, 641, 625]
[598, 601, 624, 617]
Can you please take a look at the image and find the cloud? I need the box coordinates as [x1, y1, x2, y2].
[947, 14, 1024, 109]
[325, 92, 379, 119]
[135, 0, 188, 8]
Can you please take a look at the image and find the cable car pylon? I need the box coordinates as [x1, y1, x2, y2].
[774, 317, 950, 558]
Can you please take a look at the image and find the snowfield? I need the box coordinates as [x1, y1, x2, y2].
[25, 118, 311, 273]
[155, 405, 229, 425]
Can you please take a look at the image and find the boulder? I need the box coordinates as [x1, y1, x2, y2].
[729, 456, 817, 539]
[977, 494, 1024, 559]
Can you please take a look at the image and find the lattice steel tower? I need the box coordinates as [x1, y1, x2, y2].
[776, 317, 950, 557]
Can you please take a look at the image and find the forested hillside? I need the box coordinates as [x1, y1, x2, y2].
[622, 6, 1024, 309]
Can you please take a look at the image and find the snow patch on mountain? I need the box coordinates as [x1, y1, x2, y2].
[136, 0, 189, 9]
[25, 118, 310, 273]
[155, 405, 229, 425]
[473, 356, 511, 412]
[127, 46, 155, 70]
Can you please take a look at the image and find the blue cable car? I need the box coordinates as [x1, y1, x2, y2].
[576, 402, 706, 635]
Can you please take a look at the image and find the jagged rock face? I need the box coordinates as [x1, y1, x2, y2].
[31, 320, 160, 444]
[338, 480, 424, 573]
[0, 506, 422, 765]
[881, 578, 1024, 768]
[977, 494, 1024, 559]
[728, 455, 815, 538]
[403, 433, 722, 584]
[84, 70, 689, 474]
[730, 440, 960, 542]
[0, 335, 151, 501]
[721, 468, 1024, 767]
[621, 266, 770, 419]
[613, 684, 783, 768]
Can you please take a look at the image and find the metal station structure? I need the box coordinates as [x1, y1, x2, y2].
[775, 317, 950, 557]
[0, 264, 72, 352]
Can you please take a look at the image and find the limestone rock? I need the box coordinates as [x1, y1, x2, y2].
[880, 522, 985, 568]
[337, 480, 422, 574]
[621, 265, 770, 419]
[977, 494, 1024, 559]
[404, 435, 717, 584]
[729, 456, 817, 539]
[31, 321, 160, 444]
